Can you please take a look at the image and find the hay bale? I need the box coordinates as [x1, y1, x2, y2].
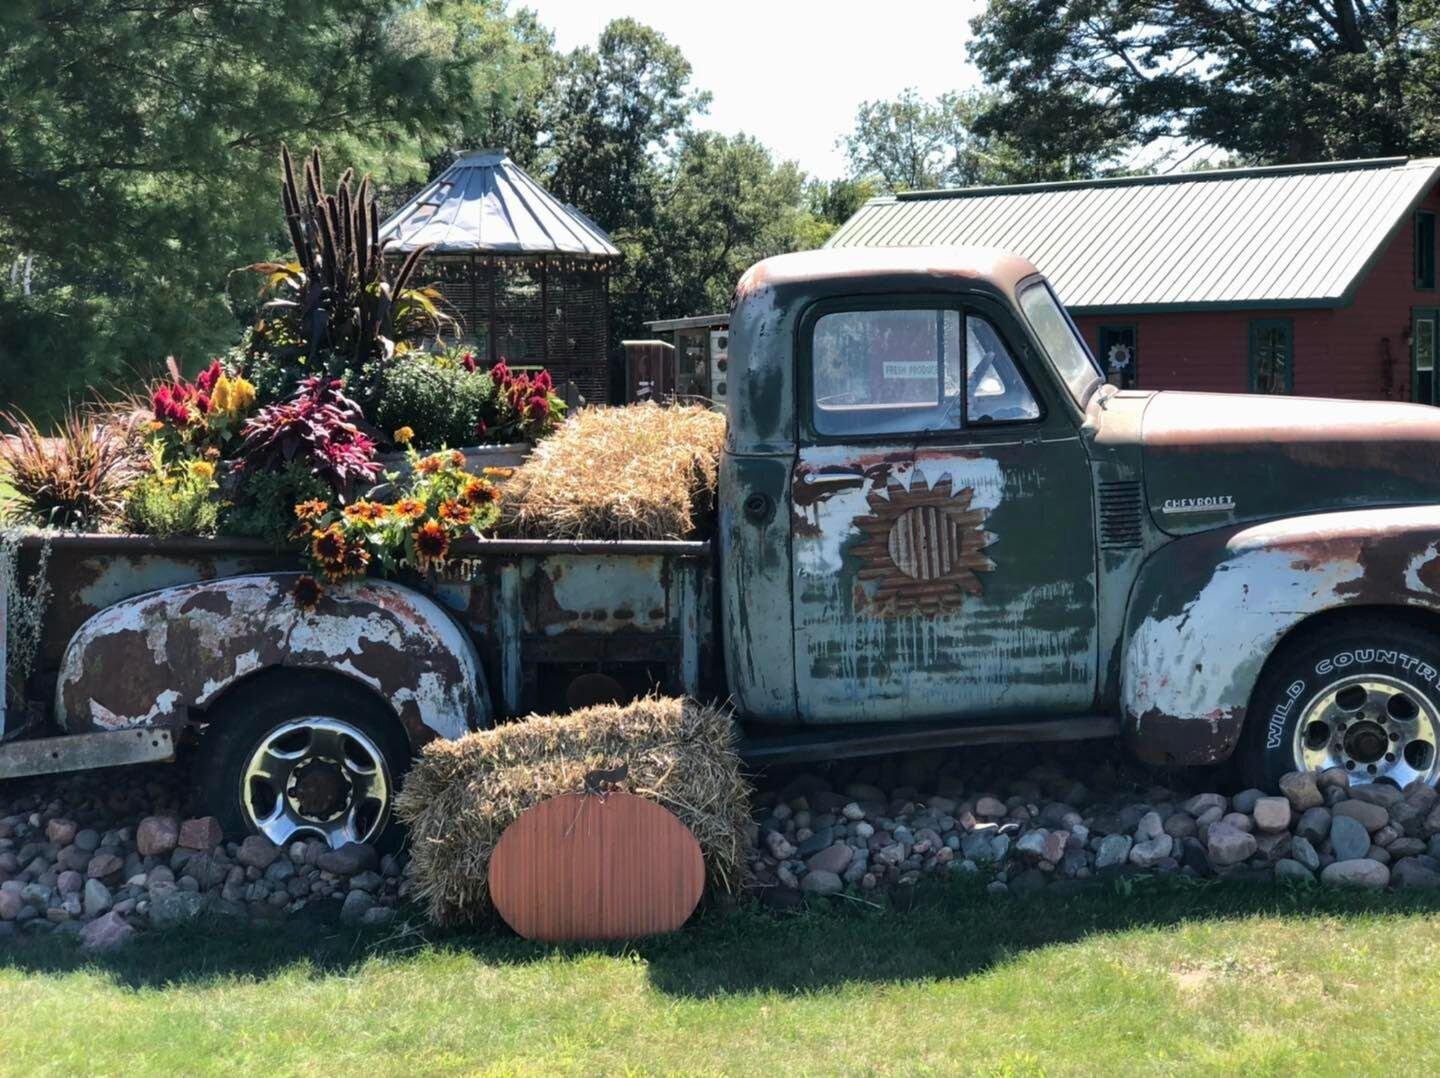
[395, 696, 750, 926]
[498, 403, 725, 540]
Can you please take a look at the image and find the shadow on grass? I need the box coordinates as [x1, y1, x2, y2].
[5, 877, 1440, 997]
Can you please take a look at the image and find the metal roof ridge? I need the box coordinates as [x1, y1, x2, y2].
[892, 155, 1416, 203]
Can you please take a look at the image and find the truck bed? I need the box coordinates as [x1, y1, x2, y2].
[13, 533, 715, 728]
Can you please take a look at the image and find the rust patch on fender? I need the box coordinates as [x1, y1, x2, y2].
[1126, 706, 1244, 767]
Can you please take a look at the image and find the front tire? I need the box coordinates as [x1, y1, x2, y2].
[195, 675, 413, 851]
[1245, 616, 1440, 791]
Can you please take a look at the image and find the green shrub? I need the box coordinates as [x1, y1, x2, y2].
[122, 447, 221, 538]
[219, 463, 329, 545]
[372, 356, 498, 451]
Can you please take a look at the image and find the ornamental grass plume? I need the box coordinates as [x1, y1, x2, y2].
[395, 695, 750, 926]
[498, 403, 726, 540]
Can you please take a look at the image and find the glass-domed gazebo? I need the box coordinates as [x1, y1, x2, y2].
[379, 150, 620, 402]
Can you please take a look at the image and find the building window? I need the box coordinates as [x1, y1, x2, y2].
[1418, 211, 1437, 289]
[1097, 325, 1138, 389]
[1249, 318, 1294, 395]
[1416, 309, 1438, 406]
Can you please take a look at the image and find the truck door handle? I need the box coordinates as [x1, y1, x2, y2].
[801, 471, 865, 486]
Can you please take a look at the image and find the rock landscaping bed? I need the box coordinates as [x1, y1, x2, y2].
[0, 766, 410, 950]
[7, 738, 1440, 950]
[745, 743, 1440, 903]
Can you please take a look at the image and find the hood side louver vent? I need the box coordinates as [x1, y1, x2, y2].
[1099, 480, 1144, 549]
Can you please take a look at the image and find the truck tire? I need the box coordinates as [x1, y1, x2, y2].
[194, 675, 413, 852]
[1244, 616, 1440, 791]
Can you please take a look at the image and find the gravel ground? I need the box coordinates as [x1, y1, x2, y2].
[0, 765, 410, 950]
[6, 738, 1440, 951]
[745, 741, 1440, 904]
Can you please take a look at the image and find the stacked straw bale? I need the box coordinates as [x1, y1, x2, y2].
[395, 696, 750, 926]
[498, 403, 725, 540]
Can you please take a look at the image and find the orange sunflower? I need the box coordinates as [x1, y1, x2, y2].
[291, 574, 324, 612]
[461, 477, 498, 507]
[342, 539, 372, 576]
[342, 499, 387, 524]
[310, 524, 346, 569]
[416, 453, 445, 475]
[448, 450, 466, 468]
[413, 519, 451, 567]
[437, 499, 472, 527]
[294, 499, 330, 523]
[392, 497, 426, 523]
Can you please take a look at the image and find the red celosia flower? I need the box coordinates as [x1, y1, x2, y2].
[491, 361, 510, 383]
[196, 360, 224, 395]
[460, 351, 477, 373]
[528, 395, 550, 418]
[533, 370, 553, 392]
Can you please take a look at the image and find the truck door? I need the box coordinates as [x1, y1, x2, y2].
[790, 295, 1097, 723]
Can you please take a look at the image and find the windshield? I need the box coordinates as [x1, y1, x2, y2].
[1017, 280, 1103, 407]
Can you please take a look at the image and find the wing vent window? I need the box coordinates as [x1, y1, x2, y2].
[1098, 480, 1144, 549]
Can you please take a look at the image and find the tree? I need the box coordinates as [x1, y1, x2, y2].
[843, 87, 1111, 193]
[614, 133, 823, 337]
[0, 0, 515, 417]
[544, 18, 712, 233]
[969, 0, 1440, 167]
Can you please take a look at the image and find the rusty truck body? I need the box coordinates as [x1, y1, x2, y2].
[7, 245, 1440, 849]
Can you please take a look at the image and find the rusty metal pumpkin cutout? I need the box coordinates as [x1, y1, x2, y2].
[489, 791, 704, 941]
[852, 471, 996, 618]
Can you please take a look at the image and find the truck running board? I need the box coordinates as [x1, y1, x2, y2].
[738, 715, 1119, 767]
[0, 728, 176, 781]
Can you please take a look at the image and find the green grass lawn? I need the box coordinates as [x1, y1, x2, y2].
[4, 879, 1440, 1075]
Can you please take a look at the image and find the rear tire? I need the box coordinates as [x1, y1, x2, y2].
[1244, 616, 1440, 792]
[195, 675, 413, 852]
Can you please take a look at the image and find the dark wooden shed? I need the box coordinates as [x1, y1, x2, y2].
[379, 150, 620, 403]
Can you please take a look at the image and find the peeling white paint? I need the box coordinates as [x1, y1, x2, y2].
[57, 574, 487, 739]
[1124, 541, 1366, 726]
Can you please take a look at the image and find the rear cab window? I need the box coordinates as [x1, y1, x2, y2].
[810, 305, 1040, 438]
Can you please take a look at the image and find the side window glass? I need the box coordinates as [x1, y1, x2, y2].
[812, 309, 961, 436]
[966, 316, 1041, 424]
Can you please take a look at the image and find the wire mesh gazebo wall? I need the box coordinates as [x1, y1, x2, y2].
[417, 256, 613, 405]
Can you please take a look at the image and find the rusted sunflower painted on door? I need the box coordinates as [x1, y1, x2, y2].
[852, 471, 997, 618]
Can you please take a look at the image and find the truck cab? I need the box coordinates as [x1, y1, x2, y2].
[720, 246, 1440, 789]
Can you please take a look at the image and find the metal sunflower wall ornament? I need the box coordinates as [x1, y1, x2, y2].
[851, 471, 997, 618]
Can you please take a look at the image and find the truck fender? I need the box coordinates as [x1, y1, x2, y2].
[55, 573, 492, 747]
[1121, 506, 1440, 766]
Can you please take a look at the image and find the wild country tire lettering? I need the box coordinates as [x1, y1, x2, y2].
[1266, 650, 1440, 750]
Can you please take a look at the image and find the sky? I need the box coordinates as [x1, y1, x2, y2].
[521, 0, 988, 181]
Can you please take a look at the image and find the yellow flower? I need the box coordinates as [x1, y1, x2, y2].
[393, 426, 415, 446]
[211, 374, 257, 415]
[187, 459, 216, 481]
[482, 466, 514, 480]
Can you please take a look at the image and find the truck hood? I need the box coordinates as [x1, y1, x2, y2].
[1138, 391, 1440, 536]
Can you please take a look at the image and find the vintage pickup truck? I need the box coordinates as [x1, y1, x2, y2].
[6, 245, 1440, 851]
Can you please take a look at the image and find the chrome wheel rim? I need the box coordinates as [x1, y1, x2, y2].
[240, 717, 391, 847]
[1292, 674, 1440, 787]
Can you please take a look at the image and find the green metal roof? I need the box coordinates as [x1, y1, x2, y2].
[825, 157, 1440, 312]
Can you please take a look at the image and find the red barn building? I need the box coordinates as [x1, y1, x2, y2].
[827, 157, 1440, 404]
